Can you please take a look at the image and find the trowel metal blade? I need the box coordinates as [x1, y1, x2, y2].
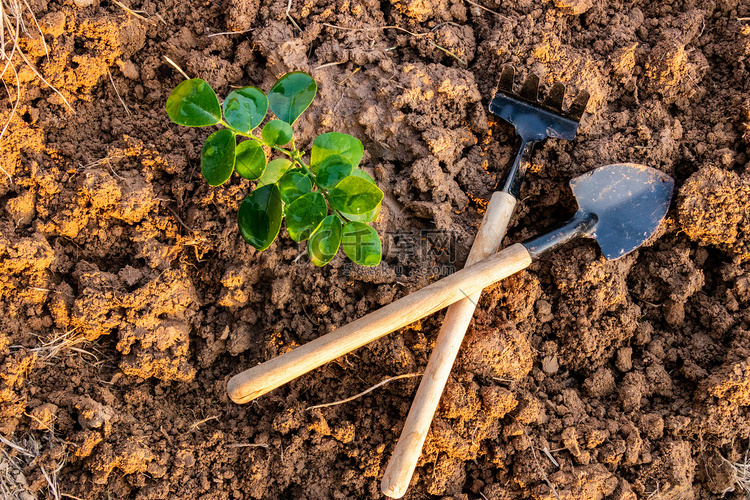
[571, 163, 674, 260]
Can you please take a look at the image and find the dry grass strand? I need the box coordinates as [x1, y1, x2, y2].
[28, 330, 95, 362]
[19, 0, 48, 59]
[286, 0, 301, 32]
[17, 45, 73, 110]
[541, 446, 560, 468]
[9, 329, 105, 369]
[226, 443, 269, 449]
[464, 0, 508, 19]
[336, 66, 360, 85]
[314, 60, 346, 70]
[163, 55, 189, 80]
[189, 415, 219, 431]
[321, 22, 467, 64]
[521, 425, 561, 500]
[0, 434, 67, 499]
[306, 373, 421, 411]
[430, 42, 466, 65]
[107, 69, 131, 116]
[722, 441, 750, 496]
[0, 0, 71, 112]
[206, 28, 253, 37]
[111, 0, 154, 24]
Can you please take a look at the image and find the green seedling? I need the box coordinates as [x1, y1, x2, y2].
[166, 72, 383, 266]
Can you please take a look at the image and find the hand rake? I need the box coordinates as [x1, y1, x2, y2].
[382, 66, 590, 497]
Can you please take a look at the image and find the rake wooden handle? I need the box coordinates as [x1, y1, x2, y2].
[227, 237, 531, 405]
[381, 191, 517, 498]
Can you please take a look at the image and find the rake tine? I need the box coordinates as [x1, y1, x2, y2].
[568, 90, 591, 121]
[498, 65, 514, 93]
[542, 82, 566, 111]
[519, 74, 540, 101]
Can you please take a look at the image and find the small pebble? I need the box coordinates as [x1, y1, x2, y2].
[542, 355, 559, 374]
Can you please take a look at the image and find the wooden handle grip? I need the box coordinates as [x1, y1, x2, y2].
[381, 191, 517, 498]
[227, 240, 531, 404]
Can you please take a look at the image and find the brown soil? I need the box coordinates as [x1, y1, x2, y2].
[1, 0, 750, 498]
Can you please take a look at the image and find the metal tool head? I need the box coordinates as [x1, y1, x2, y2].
[490, 66, 590, 142]
[523, 164, 674, 261]
[573, 163, 674, 260]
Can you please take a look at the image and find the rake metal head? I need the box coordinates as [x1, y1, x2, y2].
[490, 66, 590, 142]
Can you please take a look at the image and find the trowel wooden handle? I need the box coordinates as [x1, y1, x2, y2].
[227, 237, 530, 405]
[381, 191, 517, 498]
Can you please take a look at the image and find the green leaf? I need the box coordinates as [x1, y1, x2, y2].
[284, 191, 327, 242]
[235, 140, 266, 180]
[166, 79, 221, 127]
[307, 215, 342, 266]
[310, 132, 363, 173]
[315, 156, 353, 189]
[328, 176, 384, 215]
[262, 120, 293, 146]
[350, 168, 376, 183]
[278, 168, 313, 204]
[338, 168, 382, 221]
[268, 72, 317, 124]
[222, 87, 268, 133]
[341, 222, 381, 266]
[238, 184, 282, 251]
[201, 129, 236, 186]
[257, 158, 292, 187]
[341, 202, 381, 223]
